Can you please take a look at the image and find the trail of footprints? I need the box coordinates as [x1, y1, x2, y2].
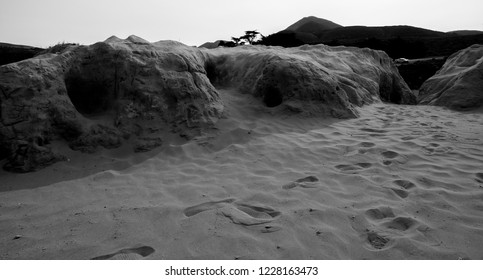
[335, 143, 405, 171]
[93, 175, 322, 259]
[350, 178, 420, 250]
[183, 175, 323, 231]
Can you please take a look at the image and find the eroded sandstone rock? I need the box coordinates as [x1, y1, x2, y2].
[202, 44, 415, 118]
[418, 44, 483, 110]
[0, 36, 223, 172]
[0, 36, 413, 172]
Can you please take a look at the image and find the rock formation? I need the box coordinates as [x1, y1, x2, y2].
[0, 36, 414, 172]
[0, 36, 223, 172]
[203, 44, 415, 118]
[418, 44, 483, 110]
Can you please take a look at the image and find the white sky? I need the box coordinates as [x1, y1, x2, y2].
[1, 0, 482, 47]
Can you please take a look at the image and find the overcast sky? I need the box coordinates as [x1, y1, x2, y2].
[1, 0, 482, 47]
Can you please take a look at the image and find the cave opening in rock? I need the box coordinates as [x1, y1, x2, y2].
[0, 145, 9, 161]
[65, 76, 114, 116]
[263, 86, 283, 107]
[205, 61, 217, 85]
[389, 88, 402, 104]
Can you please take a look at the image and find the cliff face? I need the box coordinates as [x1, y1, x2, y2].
[0, 36, 414, 172]
[418, 44, 483, 110]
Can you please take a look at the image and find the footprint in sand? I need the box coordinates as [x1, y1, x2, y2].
[221, 203, 281, 226]
[383, 217, 418, 231]
[349, 214, 391, 250]
[282, 176, 319, 189]
[381, 150, 399, 159]
[423, 143, 453, 155]
[393, 179, 416, 190]
[367, 232, 390, 249]
[183, 198, 236, 217]
[365, 206, 395, 220]
[475, 173, 483, 184]
[389, 179, 417, 198]
[360, 142, 376, 148]
[335, 163, 372, 172]
[391, 188, 409, 198]
[184, 199, 282, 229]
[91, 246, 155, 260]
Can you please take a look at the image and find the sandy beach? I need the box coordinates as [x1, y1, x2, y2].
[1, 88, 482, 259]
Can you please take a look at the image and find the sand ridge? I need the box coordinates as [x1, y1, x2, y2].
[1, 88, 483, 259]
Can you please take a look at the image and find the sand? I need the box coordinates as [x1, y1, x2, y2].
[1, 88, 483, 259]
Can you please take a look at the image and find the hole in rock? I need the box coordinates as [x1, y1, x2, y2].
[0, 145, 9, 160]
[389, 88, 402, 104]
[263, 86, 283, 107]
[205, 61, 217, 85]
[64, 76, 115, 116]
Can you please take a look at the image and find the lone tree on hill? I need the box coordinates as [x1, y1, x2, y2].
[230, 30, 263, 46]
[241, 30, 260, 44]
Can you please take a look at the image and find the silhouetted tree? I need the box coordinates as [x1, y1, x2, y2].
[225, 31, 264, 47]
[231, 37, 242, 45]
[240, 30, 261, 45]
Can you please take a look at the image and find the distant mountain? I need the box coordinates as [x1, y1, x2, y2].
[261, 16, 483, 59]
[285, 16, 342, 33]
[317, 25, 446, 42]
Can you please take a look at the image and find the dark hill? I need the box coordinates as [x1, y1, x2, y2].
[447, 30, 483, 36]
[261, 17, 483, 59]
[317, 25, 446, 42]
[286, 16, 342, 32]
[0, 42, 44, 66]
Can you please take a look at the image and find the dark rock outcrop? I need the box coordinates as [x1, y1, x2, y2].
[418, 44, 483, 110]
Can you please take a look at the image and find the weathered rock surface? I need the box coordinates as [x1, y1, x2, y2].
[203, 44, 415, 118]
[0, 36, 223, 172]
[0, 36, 414, 172]
[418, 44, 483, 110]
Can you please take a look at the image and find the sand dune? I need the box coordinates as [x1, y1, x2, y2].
[1, 88, 482, 259]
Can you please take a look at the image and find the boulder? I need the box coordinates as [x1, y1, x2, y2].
[0, 36, 223, 172]
[203, 44, 415, 118]
[0, 36, 414, 172]
[418, 44, 483, 110]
